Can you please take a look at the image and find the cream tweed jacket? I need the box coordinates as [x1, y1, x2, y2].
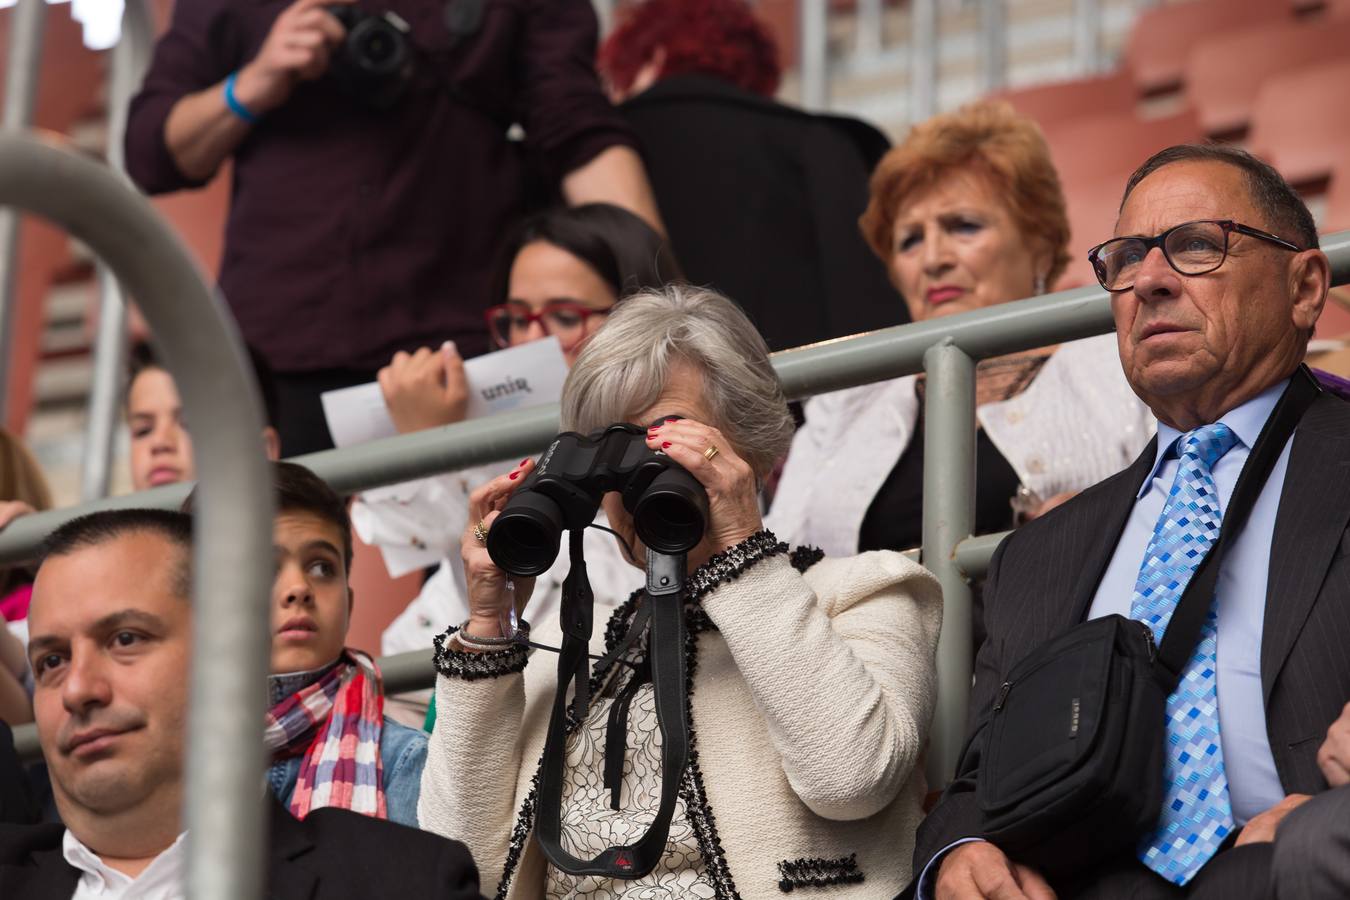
[418, 547, 943, 899]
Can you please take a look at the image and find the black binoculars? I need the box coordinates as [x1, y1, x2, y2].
[486, 422, 709, 576]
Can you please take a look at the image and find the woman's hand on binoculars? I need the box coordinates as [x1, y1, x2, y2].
[461, 459, 537, 641]
[646, 418, 763, 555]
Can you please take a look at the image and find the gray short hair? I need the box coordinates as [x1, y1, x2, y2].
[561, 284, 795, 479]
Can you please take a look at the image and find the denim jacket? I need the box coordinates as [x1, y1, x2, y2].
[266, 668, 428, 827]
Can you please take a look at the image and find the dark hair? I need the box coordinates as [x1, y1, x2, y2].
[1120, 144, 1319, 251]
[489, 203, 681, 309]
[41, 509, 193, 599]
[126, 340, 280, 429]
[598, 0, 782, 97]
[180, 462, 353, 570]
[271, 462, 353, 571]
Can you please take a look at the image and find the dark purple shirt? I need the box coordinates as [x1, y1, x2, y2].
[126, 0, 637, 372]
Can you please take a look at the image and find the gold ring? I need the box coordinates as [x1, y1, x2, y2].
[703, 444, 720, 462]
[472, 520, 489, 544]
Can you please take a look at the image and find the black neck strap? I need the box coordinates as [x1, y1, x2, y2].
[1156, 367, 1321, 683]
[534, 536, 690, 879]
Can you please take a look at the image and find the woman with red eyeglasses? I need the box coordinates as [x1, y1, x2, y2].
[353, 204, 680, 703]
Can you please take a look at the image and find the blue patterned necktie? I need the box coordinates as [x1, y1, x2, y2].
[1130, 422, 1239, 886]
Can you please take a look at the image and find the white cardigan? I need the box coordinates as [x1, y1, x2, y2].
[419, 548, 943, 899]
[766, 334, 1155, 557]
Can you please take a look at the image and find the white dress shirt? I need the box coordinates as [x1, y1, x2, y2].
[63, 830, 186, 900]
[1088, 378, 1291, 824]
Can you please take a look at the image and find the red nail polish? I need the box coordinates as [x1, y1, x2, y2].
[520, 458, 530, 466]
[662, 442, 672, 449]
[509, 472, 519, 480]
[665, 417, 678, 422]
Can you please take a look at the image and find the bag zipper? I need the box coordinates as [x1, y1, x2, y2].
[1137, 621, 1158, 663]
[993, 681, 1013, 712]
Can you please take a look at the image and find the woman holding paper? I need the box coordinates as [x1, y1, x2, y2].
[353, 203, 680, 668]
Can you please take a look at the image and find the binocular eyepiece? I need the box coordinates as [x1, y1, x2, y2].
[486, 423, 709, 576]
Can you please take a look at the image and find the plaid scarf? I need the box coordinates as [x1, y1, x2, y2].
[263, 649, 387, 820]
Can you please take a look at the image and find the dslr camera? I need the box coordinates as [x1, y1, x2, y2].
[487, 423, 709, 577]
[325, 5, 415, 110]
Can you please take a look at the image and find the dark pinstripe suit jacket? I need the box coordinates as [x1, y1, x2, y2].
[912, 390, 1350, 880]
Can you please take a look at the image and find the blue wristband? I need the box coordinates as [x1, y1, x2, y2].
[224, 71, 260, 125]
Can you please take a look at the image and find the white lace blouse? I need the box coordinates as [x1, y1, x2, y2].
[547, 623, 716, 899]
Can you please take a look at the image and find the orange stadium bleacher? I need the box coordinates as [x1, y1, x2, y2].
[990, 72, 1135, 130]
[1183, 16, 1350, 138]
[1123, 0, 1288, 96]
[1248, 59, 1350, 189]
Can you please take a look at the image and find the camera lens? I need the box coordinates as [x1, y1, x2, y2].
[351, 19, 405, 74]
[633, 468, 708, 554]
[487, 491, 567, 577]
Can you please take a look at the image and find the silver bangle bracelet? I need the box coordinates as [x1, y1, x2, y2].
[454, 619, 521, 652]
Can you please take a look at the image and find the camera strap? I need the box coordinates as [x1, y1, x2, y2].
[534, 535, 690, 879]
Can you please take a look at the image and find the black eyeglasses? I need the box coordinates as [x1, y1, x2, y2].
[1087, 219, 1302, 293]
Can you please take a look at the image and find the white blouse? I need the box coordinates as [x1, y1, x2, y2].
[767, 334, 1155, 556]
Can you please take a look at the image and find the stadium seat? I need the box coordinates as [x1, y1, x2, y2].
[1248, 59, 1350, 187]
[1123, 0, 1284, 96]
[1042, 109, 1203, 195]
[990, 71, 1136, 131]
[1183, 17, 1350, 138]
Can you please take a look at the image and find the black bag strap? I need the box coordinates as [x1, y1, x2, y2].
[533, 537, 690, 879]
[1155, 367, 1321, 683]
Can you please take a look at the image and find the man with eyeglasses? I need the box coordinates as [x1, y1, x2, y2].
[908, 144, 1350, 900]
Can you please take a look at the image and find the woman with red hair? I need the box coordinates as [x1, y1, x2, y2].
[599, 0, 782, 100]
[597, 0, 902, 353]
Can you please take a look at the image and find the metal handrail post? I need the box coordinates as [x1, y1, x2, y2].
[799, 0, 829, 110]
[0, 133, 275, 900]
[855, 0, 884, 59]
[980, 0, 1007, 93]
[909, 0, 938, 123]
[921, 340, 977, 787]
[1074, 0, 1103, 76]
[0, 0, 48, 425]
[80, 0, 155, 501]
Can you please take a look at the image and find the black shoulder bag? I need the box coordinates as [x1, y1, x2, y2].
[973, 368, 1320, 880]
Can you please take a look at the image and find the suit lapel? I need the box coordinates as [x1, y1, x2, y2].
[1066, 435, 1160, 625]
[265, 801, 318, 900]
[1262, 395, 1350, 700]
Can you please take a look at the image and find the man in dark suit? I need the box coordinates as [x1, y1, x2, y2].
[0, 508, 483, 899]
[913, 145, 1350, 899]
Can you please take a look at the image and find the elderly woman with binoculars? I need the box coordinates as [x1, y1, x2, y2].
[418, 285, 942, 900]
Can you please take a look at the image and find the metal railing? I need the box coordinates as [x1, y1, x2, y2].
[795, 0, 1114, 118]
[0, 133, 275, 900]
[0, 0, 48, 424]
[79, 0, 154, 501]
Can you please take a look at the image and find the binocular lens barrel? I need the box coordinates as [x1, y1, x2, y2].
[486, 492, 566, 577]
[633, 469, 708, 554]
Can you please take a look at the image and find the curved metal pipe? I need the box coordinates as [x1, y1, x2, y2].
[0, 133, 274, 900]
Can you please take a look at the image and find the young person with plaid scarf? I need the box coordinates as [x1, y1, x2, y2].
[260, 462, 427, 826]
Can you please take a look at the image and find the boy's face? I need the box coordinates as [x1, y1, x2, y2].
[270, 511, 351, 675]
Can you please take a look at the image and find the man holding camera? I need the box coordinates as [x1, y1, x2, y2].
[126, 0, 661, 454]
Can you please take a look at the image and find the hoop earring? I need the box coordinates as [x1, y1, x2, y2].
[1034, 274, 1047, 295]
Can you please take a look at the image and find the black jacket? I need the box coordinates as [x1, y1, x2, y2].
[621, 74, 905, 353]
[0, 798, 484, 899]
[0, 723, 36, 827]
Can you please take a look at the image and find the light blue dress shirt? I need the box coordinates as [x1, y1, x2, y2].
[918, 379, 1294, 897]
[1087, 377, 1290, 825]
